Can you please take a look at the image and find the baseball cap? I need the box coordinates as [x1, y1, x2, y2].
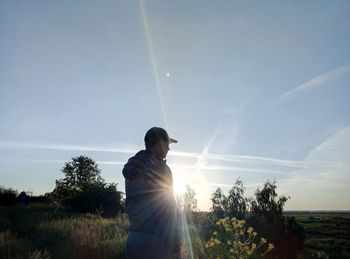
[144, 127, 178, 148]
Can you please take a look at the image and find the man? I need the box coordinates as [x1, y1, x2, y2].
[122, 127, 182, 259]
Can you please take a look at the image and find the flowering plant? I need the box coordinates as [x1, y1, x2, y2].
[205, 217, 274, 258]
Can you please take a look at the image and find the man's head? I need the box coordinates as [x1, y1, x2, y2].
[144, 127, 177, 158]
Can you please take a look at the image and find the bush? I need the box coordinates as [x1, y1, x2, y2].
[0, 186, 18, 206]
[64, 182, 123, 217]
[205, 216, 274, 258]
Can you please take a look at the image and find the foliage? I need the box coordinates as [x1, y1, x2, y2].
[35, 213, 128, 259]
[182, 184, 198, 212]
[250, 180, 289, 220]
[205, 216, 274, 258]
[292, 214, 350, 258]
[0, 197, 349, 258]
[248, 180, 304, 259]
[211, 179, 305, 258]
[50, 155, 124, 217]
[0, 202, 128, 259]
[211, 179, 248, 219]
[0, 186, 18, 206]
[211, 187, 227, 219]
[64, 181, 123, 217]
[51, 155, 104, 201]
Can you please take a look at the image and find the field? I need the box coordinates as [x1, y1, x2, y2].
[0, 203, 128, 259]
[284, 211, 350, 258]
[0, 203, 349, 258]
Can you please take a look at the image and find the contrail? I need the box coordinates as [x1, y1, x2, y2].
[139, 0, 168, 127]
[0, 141, 306, 168]
[276, 64, 350, 102]
[0, 141, 140, 153]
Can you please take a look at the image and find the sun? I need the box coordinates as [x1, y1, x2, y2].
[173, 179, 187, 196]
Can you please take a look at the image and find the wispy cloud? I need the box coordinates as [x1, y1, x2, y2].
[0, 141, 141, 154]
[279, 127, 350, 210]
[0, 141, 305, 169]
[276, 64, 350, 102]
[208, 182, 263, 188]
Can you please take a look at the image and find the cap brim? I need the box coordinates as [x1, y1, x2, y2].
[169, 137, 178, 144]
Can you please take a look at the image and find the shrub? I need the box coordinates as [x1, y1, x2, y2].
[64, 182, 123, 217]
[205, 216, 274, 258]
[0, 186, 18, 206]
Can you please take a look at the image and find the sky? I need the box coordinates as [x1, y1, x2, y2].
[0, 0, 349, 211]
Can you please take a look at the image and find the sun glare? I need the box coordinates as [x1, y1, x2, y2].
[173, 179, 187, 196]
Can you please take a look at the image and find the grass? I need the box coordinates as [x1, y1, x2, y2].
[1, 204, 349, 258]
[285, 211, 350, 258]
[0, 203, 128, 259]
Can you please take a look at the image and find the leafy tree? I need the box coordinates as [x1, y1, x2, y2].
[52, 155, 104, 200]
[226, 179, 248, 219]
[249, 180, 304, 259]
[51, 155, 123, 217]
[64, 181, 123, 217]
[210, 178, 305, 258]
[183, 184, 198, 212]
[211, 179, 248, 219]
[251, 179, 289, 219]
[211, 187, 227, 219]
[0, 186, 18, 206]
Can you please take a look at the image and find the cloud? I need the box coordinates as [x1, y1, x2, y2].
[0, 141, 141, 154]
[0, 141, 305, 168]
[0, 139, 304, 211]
[276, 64, 350, 102]
[279, 126, 350, 210]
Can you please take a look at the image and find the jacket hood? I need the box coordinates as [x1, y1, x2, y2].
[122, 149, 166, 180]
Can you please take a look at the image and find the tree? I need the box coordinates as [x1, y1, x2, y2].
[251, 179, 289, 219]
[182, 184, 198, 212]
[249, 180, 304, 259]
[0, 186, 18, 206]
[211, 187, 227, 219]
[211, 179, 248, 219]
[52, 155, 104, 200]
[51, 155, 123, 217]
[226, 179, 248, 219]
[209, 179, 305, 258]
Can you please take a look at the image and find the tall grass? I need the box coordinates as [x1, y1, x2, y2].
[0, 203, 128, 259]
[35, 213, 128, 259]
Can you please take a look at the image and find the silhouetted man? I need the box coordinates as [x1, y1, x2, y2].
[122, 127, 182, 259]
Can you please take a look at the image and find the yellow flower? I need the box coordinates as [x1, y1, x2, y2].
[213, 238, 220, 244]
[260, 237, 267, 244]
[268, 243, 274, 250]
[247, 227, 253, 234]
[253, 231, 257, 237]
[251, 243, 257, 250]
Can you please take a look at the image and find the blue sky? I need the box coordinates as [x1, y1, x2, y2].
[1, 0, 349, 210]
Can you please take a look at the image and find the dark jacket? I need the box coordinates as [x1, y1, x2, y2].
[122, 148, 181, 250]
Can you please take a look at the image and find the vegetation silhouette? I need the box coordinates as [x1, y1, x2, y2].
[50, 155, 124, 217]
[210, 179, 305, 258]
[0, 157, 349, 258]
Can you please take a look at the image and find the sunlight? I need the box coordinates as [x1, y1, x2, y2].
[139, 0, 168, 127]
[173, 178, 187, 196]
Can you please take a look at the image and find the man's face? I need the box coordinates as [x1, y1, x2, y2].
[158, 139, 170, 158]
